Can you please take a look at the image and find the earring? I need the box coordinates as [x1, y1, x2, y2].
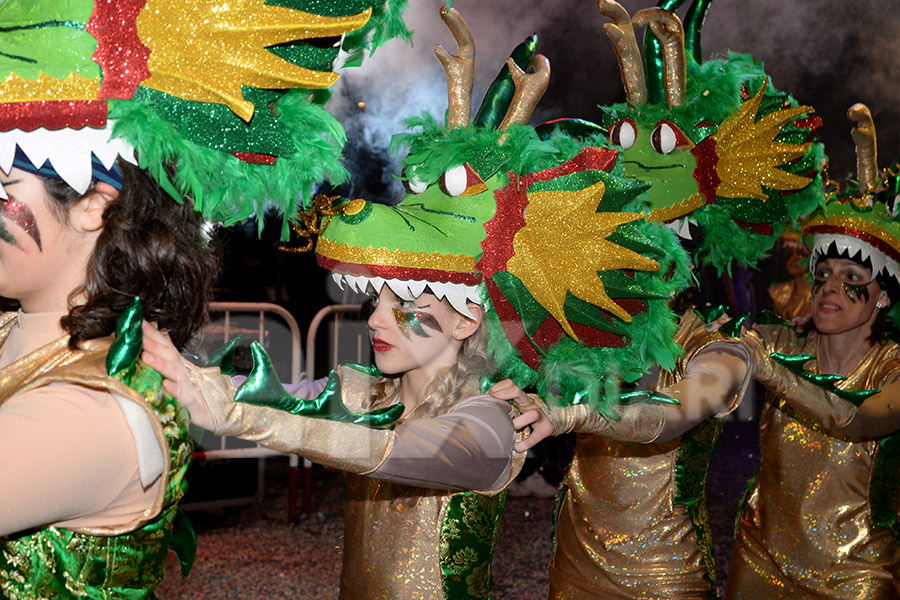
[452, 331, 459, 339]
[877, 302, 884, 309]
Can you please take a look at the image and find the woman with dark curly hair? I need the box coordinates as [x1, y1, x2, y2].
[0, 152, 217, 598]
[0, 0, 391, 596]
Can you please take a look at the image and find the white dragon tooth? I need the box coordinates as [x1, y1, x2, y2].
[407, 280, 427, 298]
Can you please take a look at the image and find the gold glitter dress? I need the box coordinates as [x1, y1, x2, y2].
[726, 324, 900, 599]
[195, 364, 524, 600]
[0, 312, 193, 599]
[548, 312, 748, 599]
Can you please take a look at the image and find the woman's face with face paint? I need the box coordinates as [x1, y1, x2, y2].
[0, 168, 92, 312]
[366, 286, 467, 383]
[811, 257, 888, 336]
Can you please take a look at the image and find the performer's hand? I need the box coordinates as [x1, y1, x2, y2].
[141, 321, 215, 430]
[510, 409, 555, 452]
[790, 315, 816, 337]
[705, 312, 731, 333]
[487, 379, 556, 452]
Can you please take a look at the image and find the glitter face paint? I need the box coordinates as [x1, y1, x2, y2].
[0, 219, 14, 245]
[841, 282, 870, 303]
[392, 308, 444, 339]
[0, 196, 41, 250]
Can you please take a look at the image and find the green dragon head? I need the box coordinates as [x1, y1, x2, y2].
[314, 7, 693, 409]
[592, 0, 825, 272]
[0, 0, 409, 235]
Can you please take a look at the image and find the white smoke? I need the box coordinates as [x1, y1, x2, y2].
[329, 0, 900, 192]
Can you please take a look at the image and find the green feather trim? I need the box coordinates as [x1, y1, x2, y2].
[603, 53, 765, 144]
[393, 116, 588, 184]
[343, 0, 412, 55]
[604, 53, 825, 273]
[110, 91, 348, 239]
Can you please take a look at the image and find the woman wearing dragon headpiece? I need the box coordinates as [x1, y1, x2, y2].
[513, 0, 825, 597]
[143, 6, 695, 598]
[0, 0, 405, 596]
[726, 104, 900, 598]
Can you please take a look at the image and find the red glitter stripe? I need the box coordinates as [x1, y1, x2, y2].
[692, 137, 719, 204]
[231, 152, 278, 165]
[87, 0, 151, 99]
[804, 224, 900, 263]
[524, 146, 618, 182]
[316, 256, 481, 285]
[0, 101, 108, 132]
[732, 218, 773, 235]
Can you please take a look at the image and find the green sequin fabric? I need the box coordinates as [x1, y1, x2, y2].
[439, 491, 507, 600]
[673, 417, 724, 598]
[870, 433, 900, 543]
[0, 341, 192, 599]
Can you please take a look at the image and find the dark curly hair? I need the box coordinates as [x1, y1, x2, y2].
[44, 159, 219, 350]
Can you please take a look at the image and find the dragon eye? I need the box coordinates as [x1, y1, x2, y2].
[651, 120, 690, 155]
[440, 165, 468, 197]
[609, 119, 637, 150]
[402, 168, 427, 195]
[887, 194, 900, 218]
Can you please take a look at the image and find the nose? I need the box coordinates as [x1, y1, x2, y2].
[816, 276, 842, 297]
[367, 300, 389, 331]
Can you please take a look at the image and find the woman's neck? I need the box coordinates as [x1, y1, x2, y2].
[398, 371, 430, 416]
[816, 327, 874, 376]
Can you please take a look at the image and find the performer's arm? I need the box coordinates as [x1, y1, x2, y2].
[0, 385, 158, 535]
[749, 328, 900, 437]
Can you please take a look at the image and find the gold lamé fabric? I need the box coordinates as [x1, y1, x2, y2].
[549, 312, 732, 599]
[338, 377, 523, 599]
[767, 276, 812, 321]
[0, 312, 192, 598]
[199, 364, 396, 474]
[727, 326, 900, 599]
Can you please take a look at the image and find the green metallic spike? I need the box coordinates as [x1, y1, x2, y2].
[683, 0, 712, 63]
[472, 34, 538, 130]
[770, 352, 880, 407]
[235, 342, 403, 429]
[619, 389, 681, 405]
[535, 118, 607, 141]
[169, 507, 197, 578]
[570, 388, 680, 407]
[107, 297, 143, 377]
[755, 310, 810, 337]
[205, 335, 243, 376]
[693, 304, 728, 325]
[717, 312, 749, 338]
[643, 0, 688, 105]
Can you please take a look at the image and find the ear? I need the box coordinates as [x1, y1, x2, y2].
[71, 182, 118, 233]
[453, 303, 483, 341]
[878, 291, 891, 310]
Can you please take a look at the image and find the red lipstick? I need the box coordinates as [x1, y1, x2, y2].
[371, 337, 393, 352]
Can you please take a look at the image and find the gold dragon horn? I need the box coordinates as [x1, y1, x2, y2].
[597, 0, 647, 106]
[497, 54, 551, 133]
[848, 103, 879, 196]
[434, 6, 475, 129]
[632, 8, 686, 109]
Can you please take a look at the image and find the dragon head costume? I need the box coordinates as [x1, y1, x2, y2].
[311, 6, 694, 410]
[590, 0, 825, 273]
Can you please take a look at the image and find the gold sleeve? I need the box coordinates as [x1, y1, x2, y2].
[745, 329, 857, 431]
[185, 364, 393, 474]
[544, 401, 665, 443]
